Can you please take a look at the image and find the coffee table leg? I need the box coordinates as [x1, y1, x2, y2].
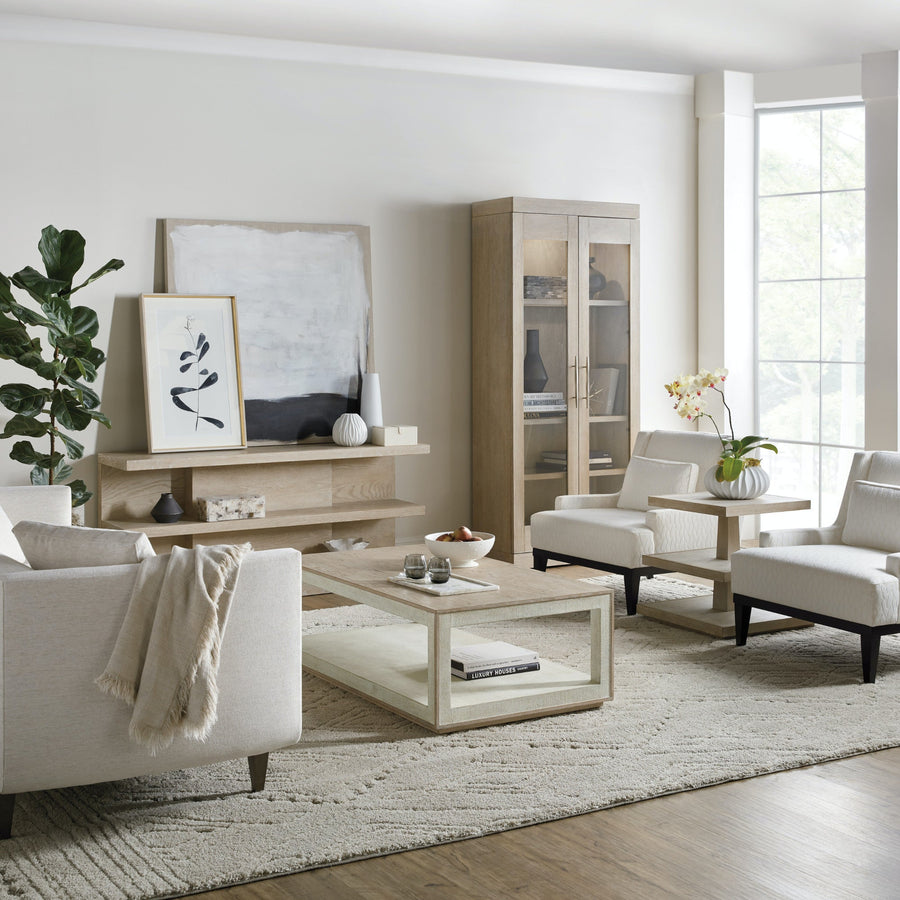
[590, 596, 612, 686]
[428, 616, 452, 731]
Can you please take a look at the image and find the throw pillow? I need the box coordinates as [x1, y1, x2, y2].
[0, 504, 28, 565]
[617, 456, 699, 511]
[12, 521, 156, 570]
[842, 480, 900, 552]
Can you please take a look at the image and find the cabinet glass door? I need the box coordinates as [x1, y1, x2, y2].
[521, 215, 577, 532]
[580, 217, 635, 493]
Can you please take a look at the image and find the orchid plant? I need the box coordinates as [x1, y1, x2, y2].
[664, 368, 777, 482]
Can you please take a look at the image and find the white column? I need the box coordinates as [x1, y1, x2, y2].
[863, 51, 900, 450]
[695, 71, 755, 434]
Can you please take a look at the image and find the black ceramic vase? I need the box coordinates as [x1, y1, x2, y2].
[151, 492, 184, 524]
[523, 329, 549, 393]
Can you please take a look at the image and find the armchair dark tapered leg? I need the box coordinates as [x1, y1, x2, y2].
[532, 549, 549, 572]
[623, 571, 641, 616]
[861, 631, 881, 684]
[734, 600, 752, 646]
[0, 794, 15, 839]
[248, 753, 269, 792]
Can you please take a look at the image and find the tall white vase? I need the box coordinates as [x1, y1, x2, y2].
[360, 373, 383, 440]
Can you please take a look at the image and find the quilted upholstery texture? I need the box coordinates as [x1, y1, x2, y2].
[616, 456, 698, 511]
[732, 544, 900, 627]
[530, 507, 653, 568]
[842, 480, 900, 552]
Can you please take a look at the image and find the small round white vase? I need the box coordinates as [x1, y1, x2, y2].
[704, 464, 770, 500]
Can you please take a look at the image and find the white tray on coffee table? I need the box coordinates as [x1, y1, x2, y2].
[302, 545, 613, 733]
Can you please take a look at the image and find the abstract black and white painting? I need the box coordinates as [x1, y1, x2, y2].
[164, 219, 373, 444]
[140, 294, 246, 453]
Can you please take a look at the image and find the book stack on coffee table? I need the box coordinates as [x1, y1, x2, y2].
[450, 641, 540, 680]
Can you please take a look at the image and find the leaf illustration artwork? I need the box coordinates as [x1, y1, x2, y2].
[171, 315, 225, 430]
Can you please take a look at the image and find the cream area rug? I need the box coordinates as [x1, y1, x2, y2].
[4, 574, 900, 900]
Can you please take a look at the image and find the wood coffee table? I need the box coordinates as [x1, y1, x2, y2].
[302, 545, 613, 733]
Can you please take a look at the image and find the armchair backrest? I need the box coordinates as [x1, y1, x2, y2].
[0, 486, 71, 528]
[632, 430, 723, 475]
[832, 451, 900, 532]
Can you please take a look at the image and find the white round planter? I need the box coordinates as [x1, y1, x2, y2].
[704, 463, 770, 500]
[332, 412, 368, 446]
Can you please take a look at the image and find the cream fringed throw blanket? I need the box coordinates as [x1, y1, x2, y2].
[96, 543, 251, 753]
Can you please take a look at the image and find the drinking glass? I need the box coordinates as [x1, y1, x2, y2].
[403, 553, 427, 579]
[427, 556, 452, 584]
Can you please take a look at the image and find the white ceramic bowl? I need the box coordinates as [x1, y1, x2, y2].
[424, 531, 495, 568]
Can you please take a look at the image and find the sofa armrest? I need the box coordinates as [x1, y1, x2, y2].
[555, 493, 620, 510]
[760, 525, 842, 547]
[0, 548, 302, 794]
[645, 508, 719, 553]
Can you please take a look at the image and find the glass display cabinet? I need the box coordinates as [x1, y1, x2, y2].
[472, 197, 639, 564]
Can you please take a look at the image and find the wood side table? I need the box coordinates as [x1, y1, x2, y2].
[640, 492, 812, 638]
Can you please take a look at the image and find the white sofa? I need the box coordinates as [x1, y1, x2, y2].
[732, 451, 900, 683]
[530, 430, 723, 614]
[0, 486, 303, 838]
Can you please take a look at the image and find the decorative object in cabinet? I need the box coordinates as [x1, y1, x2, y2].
[472, 197, 640, 564]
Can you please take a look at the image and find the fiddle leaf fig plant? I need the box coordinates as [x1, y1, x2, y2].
[0, 226, 124, 507]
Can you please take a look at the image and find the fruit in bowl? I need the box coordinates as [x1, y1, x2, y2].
[424, 528, 495, 568]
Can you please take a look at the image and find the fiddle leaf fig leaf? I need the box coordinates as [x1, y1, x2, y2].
[10, 440, 40, 465]
[38, 225, 85, 284]
[10, 266, 68, 304]
[67, 479, 90, 507]
[50, 391, 92, 431]
[70, 305, 99, 338]
[68, 258, 124, 296]
[2, 415, 50, 439]
[0, 384, 49, 417]
[55, 430, 85, 460]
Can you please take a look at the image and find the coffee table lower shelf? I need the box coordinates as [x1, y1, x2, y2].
[303, 623, 608, 733]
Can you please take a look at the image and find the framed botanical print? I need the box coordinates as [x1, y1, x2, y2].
[139, 294, 246, 452]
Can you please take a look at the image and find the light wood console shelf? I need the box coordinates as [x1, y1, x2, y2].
[98, 443, 430, 554]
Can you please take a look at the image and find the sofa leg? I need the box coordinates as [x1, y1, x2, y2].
[861, 631, 881, 684]
[0, 794, 15, 839]
[248, 753, 269, 792]
[623, 571, 640, 616]
[735, 602, 752, 646]
[532, 549, 549, 572]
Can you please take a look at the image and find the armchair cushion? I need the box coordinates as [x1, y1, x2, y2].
[12, 521, 156, 570]
[841, 480, 900, 552]
[617, 456, 698, 511]
[732, 544, 899, 627]
[531, 507, 653, 568]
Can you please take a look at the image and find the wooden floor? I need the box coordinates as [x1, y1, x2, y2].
[203, 567, 900, 900]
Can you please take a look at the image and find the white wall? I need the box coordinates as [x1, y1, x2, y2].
[0, 31, 698, 538]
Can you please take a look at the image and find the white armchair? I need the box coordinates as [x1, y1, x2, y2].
[0, 486, 303, 838]
[732, 451, 900, 683]
[530, 430, 724, 614]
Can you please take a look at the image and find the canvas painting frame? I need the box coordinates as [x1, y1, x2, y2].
[140, 293, 247, 453]
[163, 218, 374, 444]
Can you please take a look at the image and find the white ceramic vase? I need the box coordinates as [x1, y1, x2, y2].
[359, 373, 383, 440]
[704, 463, 770, 500]
[332, 412, 368, 446]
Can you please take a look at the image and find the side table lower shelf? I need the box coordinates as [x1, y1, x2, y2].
[641, 548, 811, 639]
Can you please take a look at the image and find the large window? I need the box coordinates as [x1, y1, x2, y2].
[756, 104, 865, 528]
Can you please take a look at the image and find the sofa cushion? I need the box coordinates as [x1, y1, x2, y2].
[732, 544, 900, 627]
[842, 480, 900, 552]
[0, 505, 27, 564]
[867, 452, 900, 487]
[12, 522, 156, 570]
[617, 456, 698, 511]
[531, 507, 653, 569]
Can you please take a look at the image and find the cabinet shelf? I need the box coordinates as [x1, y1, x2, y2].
[524, 415, 567, 426]
[101, 499, 427, 538]
[523, 299, 567, 308]
[98, 442, 430, 554]
[589, 467, 626, 478]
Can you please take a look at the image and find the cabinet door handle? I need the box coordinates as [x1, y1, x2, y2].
[583, 358, 590, 404]
[570, 357, 578, 407]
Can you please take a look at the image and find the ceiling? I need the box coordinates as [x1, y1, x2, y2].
[2, 0, 900, 75]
